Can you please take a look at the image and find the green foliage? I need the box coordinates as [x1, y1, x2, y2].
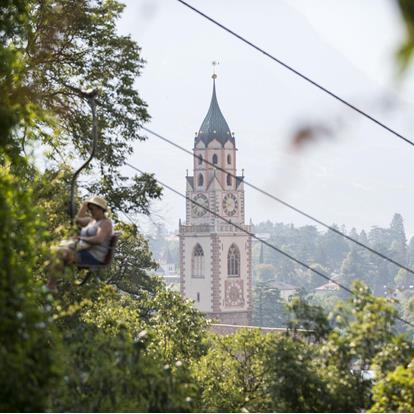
[193, 329, 274, 412]
[3, 1, 414, 412]
[194, 329, 333, 413]
[252, 283, 288, 328]
[370, 357, 414, 412]
[145, 285, 209, 364]
[0, 0, 39, 161]
[108, 222, 159, 294]
[4, 0, 162, 213]
[255, 263, 276, 282]
[253, 216, 411, 306]
[287, 296, 332, 342]
[45, 274, 209, 411]
[396, 0, 414, 72]
[264, 336, 333, 413]
[52, 319, 198, 412]
[0, 165, 60, 412]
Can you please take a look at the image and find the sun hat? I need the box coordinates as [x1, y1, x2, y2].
[86, 195, 108, 211]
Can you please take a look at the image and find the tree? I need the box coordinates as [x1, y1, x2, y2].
[318, 281, 414, 411]
[264, 335, 334, 412]
[5, 0, 162, 214]
[144, 286, 209, 364]
[254, 263, 276, 283]
[302, 262, 330, 290]
[107, 222, 159, 294]
[51, 285, 200, 412]
[390, 213, 407, 246]
[339, 249, 368, 296]
[319, 224, 350, 270]
[370, 358, 414, 412]
[252, 283, 287, 328]
[0, 167, 60, 412]
[396, 0, 414, 72]
[194, 328, 334, 413]
[193, 329, 274, 412]
[287, 296, 332, 343]
[407, 236, 414, 268]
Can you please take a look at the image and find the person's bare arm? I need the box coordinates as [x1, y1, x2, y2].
[80, 220, 112, 245]
[75, 202, 92, 227]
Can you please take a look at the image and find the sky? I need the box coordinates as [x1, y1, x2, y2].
[117, 0, 414, 237]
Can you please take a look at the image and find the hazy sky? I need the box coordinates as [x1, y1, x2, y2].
[117, 0, 414, 237]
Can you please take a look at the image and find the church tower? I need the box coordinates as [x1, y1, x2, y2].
[179, 75, 252, 325]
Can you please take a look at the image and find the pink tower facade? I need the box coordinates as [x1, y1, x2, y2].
[179, 77, 252, 325]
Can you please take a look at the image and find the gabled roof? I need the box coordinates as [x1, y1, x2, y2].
[186, 176, 194, 190]
[236, 176, 244, 189]
[269, 281, 299, 291]
[314, 281, 339, 291]
[195, 78, 235, 147]
[207, 173, 224, 191]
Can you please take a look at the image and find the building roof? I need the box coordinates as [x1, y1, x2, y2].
[269, 281, 299, 291]
[186, 176, 194, 190]
[195, 78, 235, 147]
[236, 175, 244, 189]
[314, 281, 339, 291]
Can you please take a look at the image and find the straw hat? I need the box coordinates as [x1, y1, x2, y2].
[86, 195, 108, 211]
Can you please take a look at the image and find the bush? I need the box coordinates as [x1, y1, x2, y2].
[0, 165, 60, 412]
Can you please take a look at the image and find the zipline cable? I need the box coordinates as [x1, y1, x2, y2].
[124, 161, 414, 330]
[176, 0, 414, 149]
[141, 126, 414, 276]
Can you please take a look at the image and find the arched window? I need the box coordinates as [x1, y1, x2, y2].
[227, 154, 231, 164]
[228, 244, 240, 277]
[198, 154, 203, 165]
[198, 173, 204, 187]
[212, 154, 218, 164]
[227, 174, 232, 186]
[192, 244, 204, 278]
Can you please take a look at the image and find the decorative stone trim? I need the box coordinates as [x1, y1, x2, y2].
[179, 233, 186, 296]
[211, 234, 221, 312]
[246, 235, 253, 323]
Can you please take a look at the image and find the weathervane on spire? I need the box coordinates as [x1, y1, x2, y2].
[212, 61, 219, 79]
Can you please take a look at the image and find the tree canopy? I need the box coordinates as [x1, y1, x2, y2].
[2, 0, 414, 412]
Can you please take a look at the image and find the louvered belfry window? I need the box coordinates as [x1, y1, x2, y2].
[228, 244, 240, 277]
[198, 173, 204, 186]
[227, 173, 232, 186]
[192, 244, 204, 278]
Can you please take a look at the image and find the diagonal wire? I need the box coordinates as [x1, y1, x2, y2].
[141, 126, 414, 276]
[124, 161, 414, 330]
[176, 0, 414, 149]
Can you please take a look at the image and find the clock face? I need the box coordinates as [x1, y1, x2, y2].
[192, 193, 209, 217]
[222, 193, 239, 216]
[225, 280, 244, 307]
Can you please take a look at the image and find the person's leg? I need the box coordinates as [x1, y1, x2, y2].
[60, 247, 77, 265]
[46, 247, 77, 290]
[77, 250, 103, 266]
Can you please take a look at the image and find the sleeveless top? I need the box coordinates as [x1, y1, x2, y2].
[80, 219, 112, 263]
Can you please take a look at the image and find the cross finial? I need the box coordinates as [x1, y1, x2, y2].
[212, 61, 219, 79]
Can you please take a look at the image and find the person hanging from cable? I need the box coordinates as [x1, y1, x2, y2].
[47, 196, 113, 291]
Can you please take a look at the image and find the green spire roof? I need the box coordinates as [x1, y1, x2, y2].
[196, 78, 235, 147]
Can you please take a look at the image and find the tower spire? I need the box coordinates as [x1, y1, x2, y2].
[212, 60, 219, 79]
[196, 66, 234, 147]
